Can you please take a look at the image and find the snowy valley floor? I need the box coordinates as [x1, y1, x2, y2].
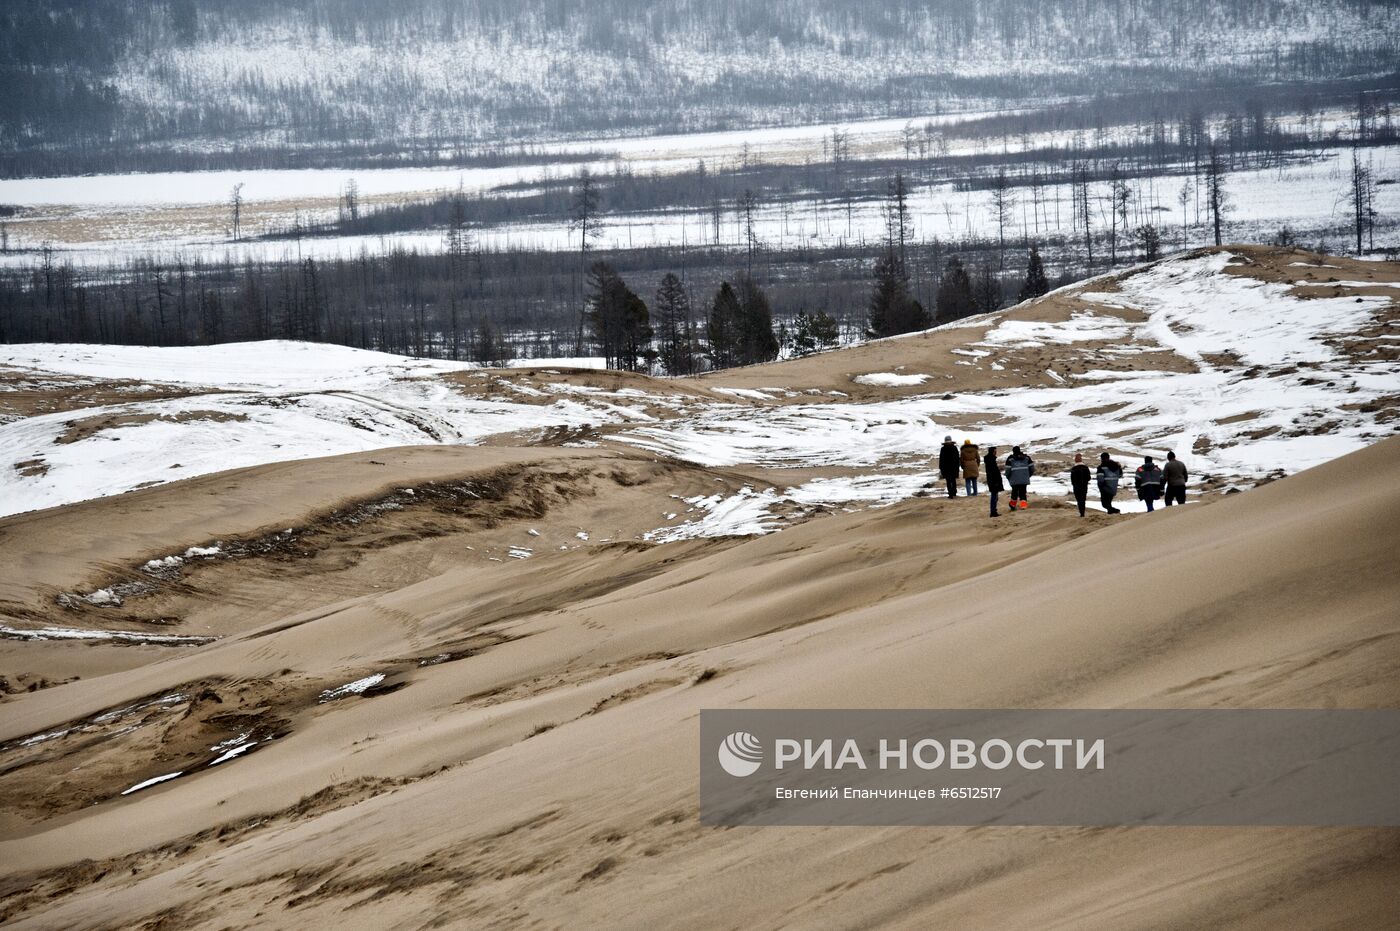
[0, 246, 1398, 928]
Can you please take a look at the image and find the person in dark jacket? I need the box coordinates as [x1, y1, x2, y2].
[1069, 453, 1092, 517]
[1004, 446, 1034, 510]
[1135, 456, 1164, 512]
[984, 446, 1005, 517]
[1163, 451, 1188, 506]
[1096, 452, 1123, 514]
[938, 436, 961, 498]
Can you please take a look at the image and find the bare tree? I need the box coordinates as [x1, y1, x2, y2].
[569, 170, 604, 350]
[569, 170, 603, 257]
[1204, 144, 1229, 247]
[737, 189, 761, 274]
[988, 169, 1014, 269]
[1108, 165, 1132, 265]
[229, 182, 245, 242]
[1071, 162, 1093, 268]
[1348, 145, 1377, 254]
[444, 187, 472, 284]
[884, 173, 912, 271]
[1177, 178, 1193, 249]
[341, 178, 360, 223]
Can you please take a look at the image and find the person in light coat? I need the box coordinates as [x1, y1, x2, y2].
[960, 439, 981, 496]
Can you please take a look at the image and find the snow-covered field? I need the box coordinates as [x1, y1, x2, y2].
[3, 251, 1395, 528]
[8, 143, 1388, 270]
[4, 114, 1395, 268]
[0, 343, 625, 516]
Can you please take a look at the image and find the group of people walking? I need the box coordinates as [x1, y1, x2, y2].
[937, 437, 1189, 518]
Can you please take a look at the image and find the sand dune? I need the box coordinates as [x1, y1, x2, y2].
[1, 433, 1396, 927]
[1, 247, 1398, 928]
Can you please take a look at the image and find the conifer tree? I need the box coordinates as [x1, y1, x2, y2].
[473, 317, 511, 367]
[866, 251, 929, 338]
[654, 272, 696, 376]
[585, 262, 652, 372]
[1018, 246, 1050, 303]
[707, 281, 742, 369]
[935, 256, 977, 324]
[792, 310, 841, 356]
[974, 264, 1002, 314]
[734, 275, 779, 365]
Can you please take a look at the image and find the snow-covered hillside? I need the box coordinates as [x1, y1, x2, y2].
[91, 1, 1400, 147]
[3, 249, 1396, 527]
[0, 344, 621, 517]
[6, 0, 1396, 168]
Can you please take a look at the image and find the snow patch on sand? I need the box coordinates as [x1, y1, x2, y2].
[853, 372, 929, 387]
[121, 771, 184, 795]
[0, 625, 215, 645]
[319, 673, 387, 702]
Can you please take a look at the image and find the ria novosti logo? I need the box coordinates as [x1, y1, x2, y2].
[718, 731, 763, 776]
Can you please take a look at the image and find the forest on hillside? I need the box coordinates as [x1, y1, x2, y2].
[3, 0, 1398, 175]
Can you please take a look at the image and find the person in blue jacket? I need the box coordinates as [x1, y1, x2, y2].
[1135, 456, 1164, 512]
[1004, 446, 1035, 510]
[1096, 452, 1124, 514]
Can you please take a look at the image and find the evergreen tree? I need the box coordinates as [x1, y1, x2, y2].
[1018, 246, 1050, 303]
[866, 250, 929, 338]
[653, 272, 695, 376]
[935, 256, 977, 324]
[585, 261, 652, 372]
[706, 281, 742, 369]
[974, 265, 1002, 314]
[810, 310, 840, 352]
[792, 309, 841, 356]
[734, 275, 780, 365]
[473, 317, 511, 367]
[791, 310, 816, 356]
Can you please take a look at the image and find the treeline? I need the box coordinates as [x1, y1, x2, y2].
[270, 90, 1395, 249]
[4, 0, 1397, 176]
[0, 231, 1074, 369]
